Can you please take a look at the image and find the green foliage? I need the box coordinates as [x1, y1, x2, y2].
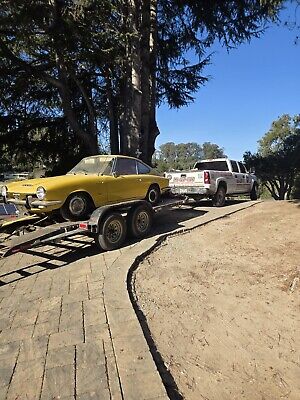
[202, 142, 226, 159]
[0, 0, 283, 171]
[291, 174, 300, 199]
[157, 0, 282, 107]
[244, 114, 300, 200]
[153, 141, 226, 172]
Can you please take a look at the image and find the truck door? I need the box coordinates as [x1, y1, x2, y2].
[238, 162, 252, 193]
[230, 160, 244, 193]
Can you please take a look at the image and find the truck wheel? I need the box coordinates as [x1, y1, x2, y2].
[212, 186, 226, 207]
[95, 213, 127, 251]
[146, 185, 160, 206]
[250, 184, 259, 200]
[60, 192, 92, 221]
[128, 203, 153, 239]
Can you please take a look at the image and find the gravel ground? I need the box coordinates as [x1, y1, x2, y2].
[134, 201, 300, 400]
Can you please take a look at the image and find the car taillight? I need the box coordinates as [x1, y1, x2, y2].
[204, 171, 210, 184]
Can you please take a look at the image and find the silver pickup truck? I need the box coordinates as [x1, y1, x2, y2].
[165, 158, 258, 206]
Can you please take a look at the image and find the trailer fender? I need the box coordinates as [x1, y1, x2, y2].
[88, 200, 149, 234]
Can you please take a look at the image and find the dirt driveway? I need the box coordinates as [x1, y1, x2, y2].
[134, 201, 300, 400]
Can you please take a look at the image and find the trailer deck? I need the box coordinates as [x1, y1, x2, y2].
[0, 196, 189, 258]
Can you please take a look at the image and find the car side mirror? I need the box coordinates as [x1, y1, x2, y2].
[113, 171, 119, 178]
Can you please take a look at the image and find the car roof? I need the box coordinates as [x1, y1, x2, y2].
[83, 155, 144, 162]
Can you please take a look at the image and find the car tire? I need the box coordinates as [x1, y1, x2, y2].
[127, 203, 154, 239]
[145, 185, 160, 206]
[95, 213, 127, 251]
[212, 185, 226, 207]
[60, 192, 92, 221]
[250, 184, 259, 200]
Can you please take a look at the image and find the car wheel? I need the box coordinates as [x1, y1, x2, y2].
[95, 213, 127, 251]
[250, 184, 259, 200]
[128, 203, 154, 238]
[212, 185, 226, 207]
[146, 185, 160, 206]
[60, 192, 92, 221]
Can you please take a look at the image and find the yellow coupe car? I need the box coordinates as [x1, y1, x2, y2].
[1, 155, 169, 220]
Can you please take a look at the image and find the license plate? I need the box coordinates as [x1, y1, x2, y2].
[179, 188, 188, 194]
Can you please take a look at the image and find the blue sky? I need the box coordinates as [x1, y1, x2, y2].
[156, 4, 300, 160]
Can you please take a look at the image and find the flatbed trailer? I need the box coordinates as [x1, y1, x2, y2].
[0, 197, 189, 258]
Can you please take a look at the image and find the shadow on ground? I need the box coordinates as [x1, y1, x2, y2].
[0, 199, 250, 287]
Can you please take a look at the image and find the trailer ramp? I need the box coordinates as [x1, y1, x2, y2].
[0, 221, 87, 258]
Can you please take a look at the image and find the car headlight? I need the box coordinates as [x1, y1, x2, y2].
[36, 186, 46, 200]
[1, 185, 7, 197]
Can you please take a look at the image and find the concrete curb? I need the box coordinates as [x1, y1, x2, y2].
[103, 201, 261, 399]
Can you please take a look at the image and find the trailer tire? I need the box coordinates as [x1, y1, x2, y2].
[95, 213, 127, 251]
[212, 185, 226, 207]
[145, 185, 160, 206]
[128, 203, 153, 239]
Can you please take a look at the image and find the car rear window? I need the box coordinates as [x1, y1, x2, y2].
[115, 158, 137, 175]
[194, 161, 229, 171]
[137, 161, 151, 174]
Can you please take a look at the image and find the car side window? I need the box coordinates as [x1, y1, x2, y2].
[231, 160, 239, 173]
[238, 162, 246, 173]
[115, 158, 137, 175]
[137, 161, 151, 174]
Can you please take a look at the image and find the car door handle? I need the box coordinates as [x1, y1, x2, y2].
[138, 178, 142, 182]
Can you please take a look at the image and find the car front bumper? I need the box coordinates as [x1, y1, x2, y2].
[6, 197, 62, 210]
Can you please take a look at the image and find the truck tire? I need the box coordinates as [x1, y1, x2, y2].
[250, 184, 259, 200]
[145, 185, 160, 206]
[95, 212, 127, 251]
[127, 203, 153, 239]
[212, 185, 226, 207]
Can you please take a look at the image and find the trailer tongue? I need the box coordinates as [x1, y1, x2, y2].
[0, 221, 87, 258]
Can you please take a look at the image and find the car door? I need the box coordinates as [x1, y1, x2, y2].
[107, 158, 139, 203]
[136, 160, 153, 196]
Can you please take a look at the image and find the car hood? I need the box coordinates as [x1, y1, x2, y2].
[6, 174, 110, 193]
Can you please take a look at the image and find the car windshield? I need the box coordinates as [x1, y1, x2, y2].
[67, 156, 114, 176]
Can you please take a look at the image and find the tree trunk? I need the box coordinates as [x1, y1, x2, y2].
[106, 75, 119, 154]
[120, 0, 142, 158]
[278, 177, 286, 200]
[52, 1, 98, 156]
[140, 0, 159, 165]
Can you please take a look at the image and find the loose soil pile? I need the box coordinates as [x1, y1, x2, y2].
[134, 201, 300, 400]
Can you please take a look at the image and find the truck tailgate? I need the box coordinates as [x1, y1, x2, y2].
[168, 171, 204, 186]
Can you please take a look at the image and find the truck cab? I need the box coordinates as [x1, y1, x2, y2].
[166, 158, 258, 206]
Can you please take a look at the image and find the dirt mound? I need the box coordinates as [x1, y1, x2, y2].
[135, 201, 300, 400]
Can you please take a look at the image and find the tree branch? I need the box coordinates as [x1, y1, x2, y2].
[0, 39, 63, 89]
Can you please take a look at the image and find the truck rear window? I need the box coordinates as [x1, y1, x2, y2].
[194, 161, 229, 171]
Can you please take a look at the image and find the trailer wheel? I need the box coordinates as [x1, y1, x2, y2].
[95, 213, 127, 251]
[128, 203, 153, 239]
